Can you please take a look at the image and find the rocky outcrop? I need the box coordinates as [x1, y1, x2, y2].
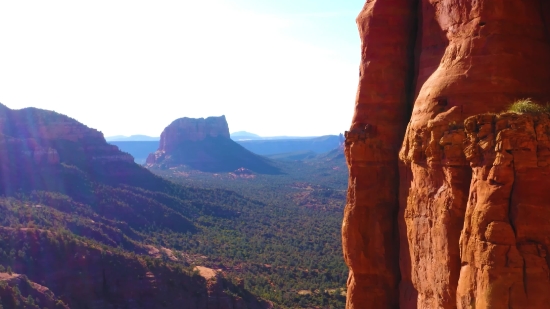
[344, 1, 550, 308]
[147, 116, 279, 174]
[0, 137, 61, 165]
[456, 112, 550, 308]
[194, 266, 273, 309]
[158, 116, 230, 152]
[0, 272, 69, 309]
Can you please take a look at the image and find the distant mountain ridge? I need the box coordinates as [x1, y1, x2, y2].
[111, 133, 344, 164]
[230, 131, 261, 140]
[106, 134, 159, 141]
[230, 131, 321, 141]
[237, 134, 342, 155]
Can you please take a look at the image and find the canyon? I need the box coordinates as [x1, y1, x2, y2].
[343, 0, 550, 308]
[0, 104, 274, 308]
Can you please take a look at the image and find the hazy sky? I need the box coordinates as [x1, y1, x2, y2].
[0, 0, 364, 137]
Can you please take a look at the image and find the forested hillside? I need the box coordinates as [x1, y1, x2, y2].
[0, 104, 347, 308]
[150, 150, 348, 307]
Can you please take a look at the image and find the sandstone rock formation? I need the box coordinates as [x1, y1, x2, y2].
[343, 1, 550, 308]
[147, 116, 280, 174]
[194, 266, 272, 309]
[158, 116, 230, 152]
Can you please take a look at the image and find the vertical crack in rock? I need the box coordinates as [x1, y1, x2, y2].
[523, 258, 529, 298]
[539, 0, 550, 42]
[343, 0, 418, 308]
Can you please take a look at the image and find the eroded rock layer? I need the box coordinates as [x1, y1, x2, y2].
[344, 1, 550, 308]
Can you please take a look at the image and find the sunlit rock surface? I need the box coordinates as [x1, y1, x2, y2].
[344, 1, 550, 308]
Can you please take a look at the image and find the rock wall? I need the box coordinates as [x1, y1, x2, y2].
[342, 1, 417, 307]
[344, 1, 550, 308]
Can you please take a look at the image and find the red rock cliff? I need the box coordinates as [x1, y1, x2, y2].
[344, 1, 550, 308]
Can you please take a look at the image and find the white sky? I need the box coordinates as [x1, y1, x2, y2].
[0, 0, 363, 137]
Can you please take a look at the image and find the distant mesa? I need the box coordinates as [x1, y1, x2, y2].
[106, 135, 160, 142]
[158, 115, 230, 150]
[146, 116, 280, 174]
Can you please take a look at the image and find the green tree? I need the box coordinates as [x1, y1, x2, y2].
[26, 295, 34, 305]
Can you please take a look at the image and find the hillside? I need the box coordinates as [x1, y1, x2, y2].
[0, 104, 348, 308]
[149, 147, 349, 308]
[0, 104, 273, 308]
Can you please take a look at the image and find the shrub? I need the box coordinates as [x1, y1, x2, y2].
[507, 98, 550, 114]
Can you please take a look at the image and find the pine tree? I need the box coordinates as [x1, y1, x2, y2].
[26, 295, 34, 305]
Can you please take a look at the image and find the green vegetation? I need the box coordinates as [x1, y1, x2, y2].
[0, 218, 212, 309]
[507, 98, 550, 114]
[0, 147, 348, 308]
[0, 106, 349, 308]
[150, 152, 348, 308]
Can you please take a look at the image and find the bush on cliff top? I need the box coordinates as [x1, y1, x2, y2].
[507, 99, 550, 114]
